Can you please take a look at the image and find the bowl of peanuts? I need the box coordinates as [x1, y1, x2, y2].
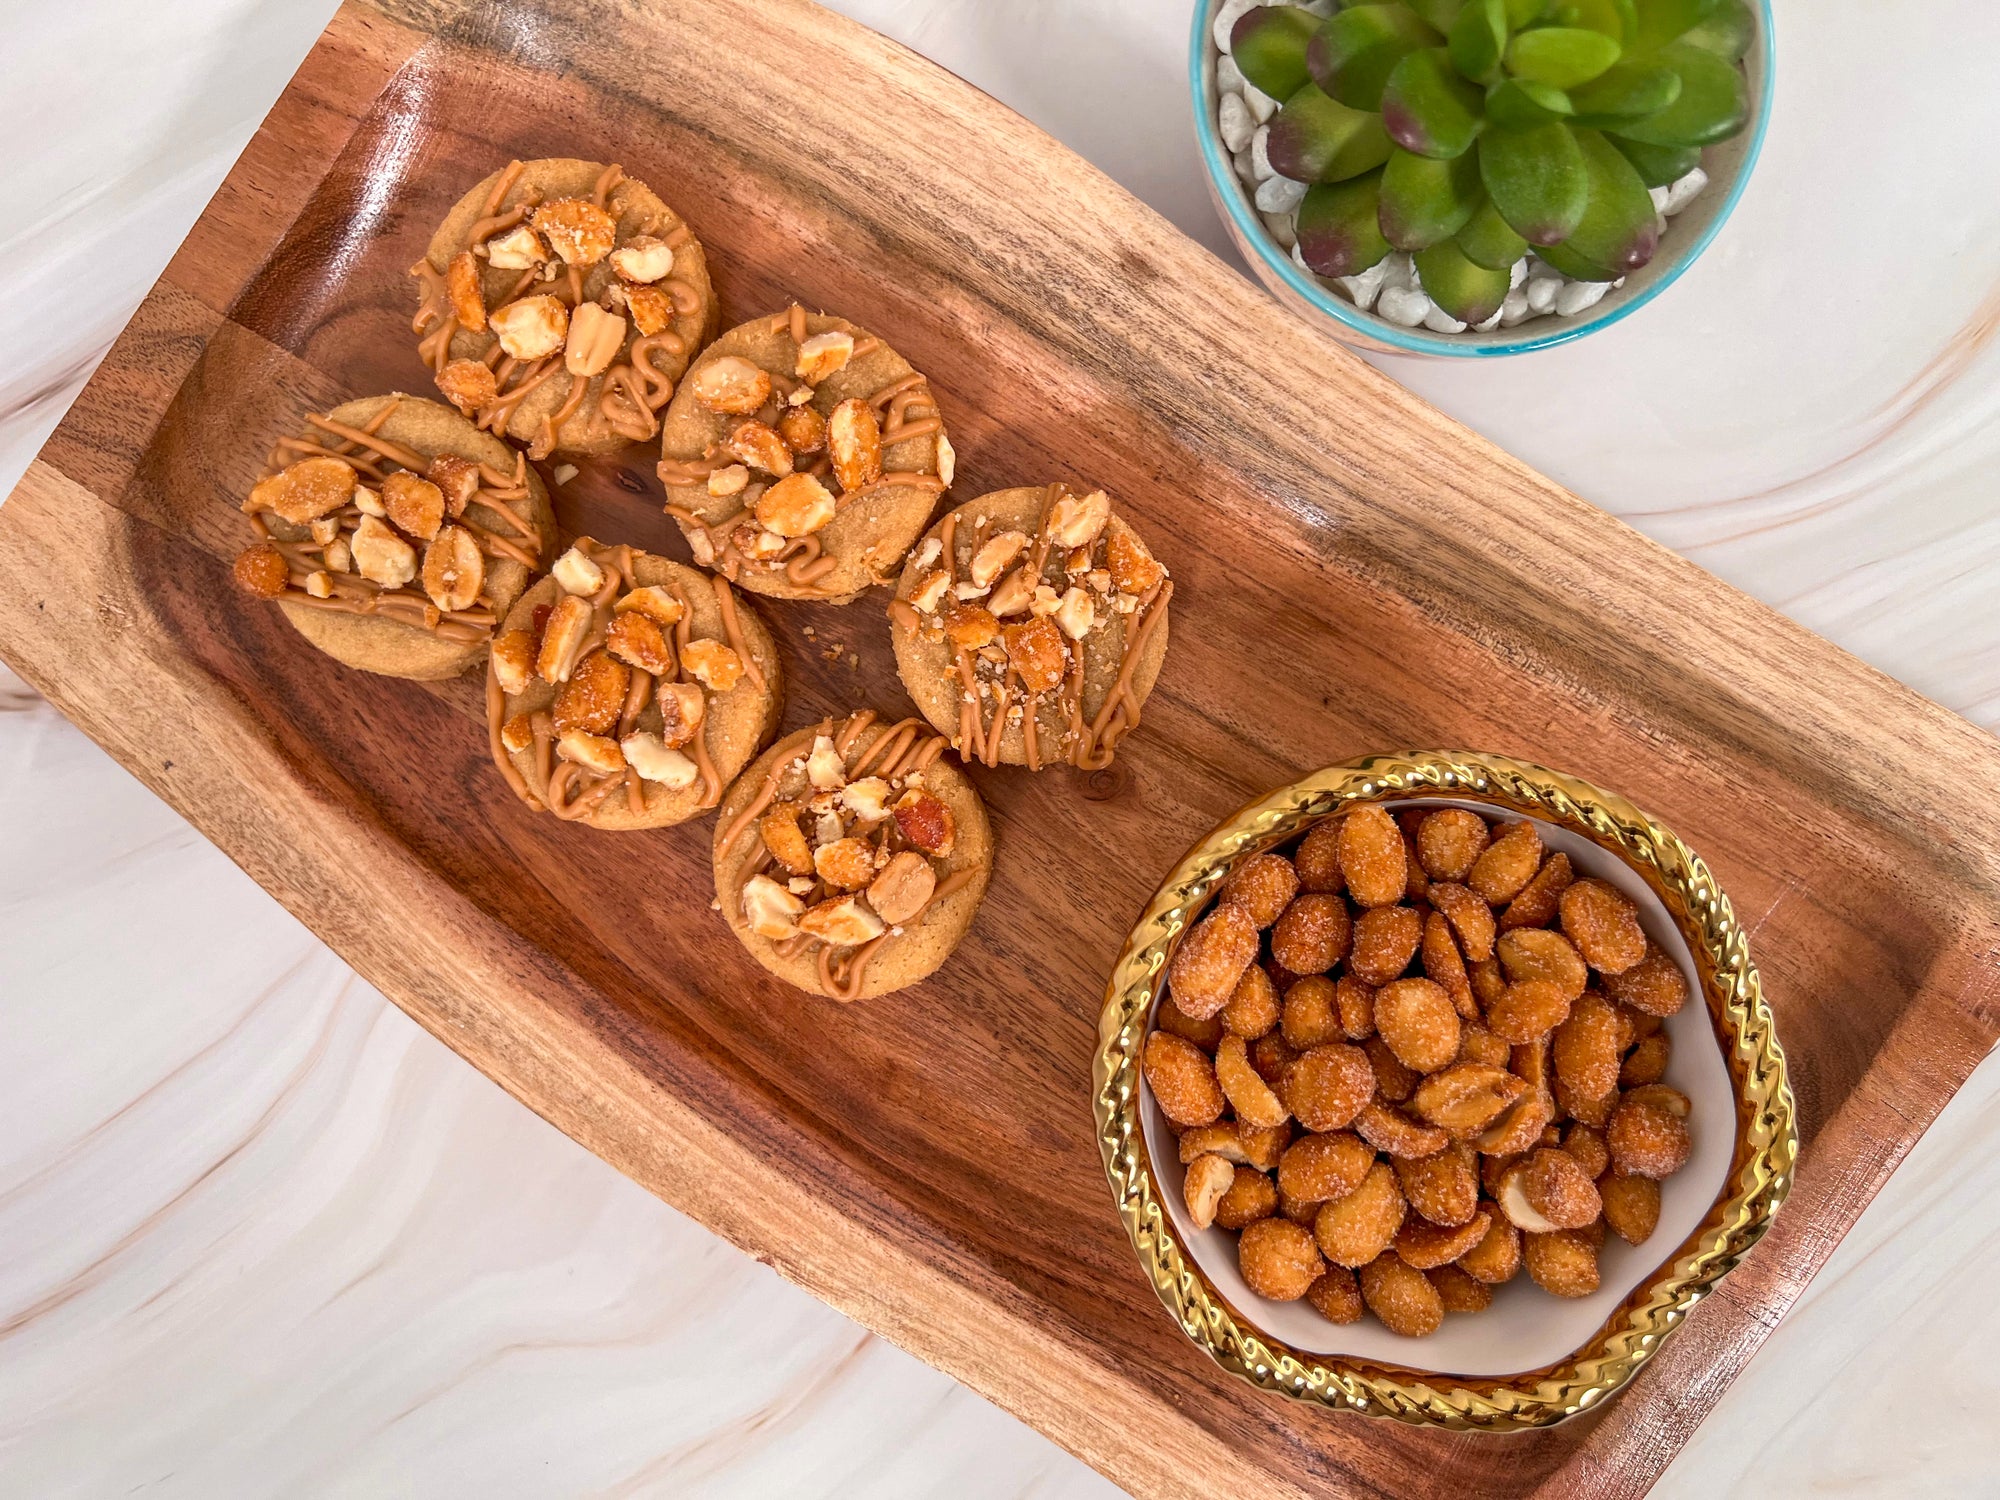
[1093, 751, 1795, 1428]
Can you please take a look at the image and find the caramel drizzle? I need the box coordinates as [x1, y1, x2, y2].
[484, 541, 759, 821]
[718, 710, 966, 1000]
[246, 400, 540, 643]
[914, 487, 1169, 771]
[410, 159, 697, 453]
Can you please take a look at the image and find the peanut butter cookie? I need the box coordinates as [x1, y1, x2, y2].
[712, 710, 993, 1000]
[486, 540, 781, 829]
[411, 158, 718, 458]
[231, 394, 555, 680]
[659, 304, 952, 603]
[888, 485, 1172, 769]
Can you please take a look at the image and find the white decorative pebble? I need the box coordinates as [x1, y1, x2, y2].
[1649, 185, 1670, 213]
[1217, 55, 1245, 93]
[1254, 174, 1306, 213]
[1662, 166, 1709, 216]
[1377, 251, 1416, 292]
[1336, 258, 1392, 311]
[1299, 0, 1338, 13]
[1213, 0, 1258, 52]
[1422, 303, 1468, 333]
[1555, 278, 1612, 315]
[1261, 210, 1298, 250]
[1377, 285, 1432, 327]
[1243, 84, 1278, 124]
[1497, 287, 1533, 326]
[1250, 125, 1275, 181]
[1219, 92, 1253, 152]
[1232, 144, 1258, 184]
[1473, 307, 1504, 333]
[1525, 274, 1560, 314]
[1508, 257, 1528, 289]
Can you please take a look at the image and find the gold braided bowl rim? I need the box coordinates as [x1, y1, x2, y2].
[1091, 750, 1797, 1429]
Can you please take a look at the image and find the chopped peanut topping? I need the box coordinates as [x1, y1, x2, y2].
[797, 895, 885, 947]
[755, 472, 836, 538]
[1047, 489, 1110, 549]
[624, 283, 672, 336]
[490, 294, 569, 361]
[687, 356, 772, 415]
[491, 628, 536, 695]
[437, 358, 499, 414]
[778, 404, 826, 456]
[233, 543, 289, 598]
[609, 236, 675, 283]
[446, 250, 487, 331]
[614, 585, 685, 626]
[484, 224, 547, 270]
[350, 515, 417, 588]
[422, 525, 484, 612]
[382, 471, 445, 541]
[827, 398, 883, 493]
[796, 330, 855, 383]
[536, 594, 593, 683]
[724, 420, 794, 477]
[655, 681, 705, 748]
[564, 302, 627, 378]
[532, 198, 618, 266]
[622, 732, 698, 787]
[681, 638, 745, 691]
[427, 453, 480, 516]
[249, 456, 356, 525]
[556, 729, 624, 775]
[605, 610, 674, 675]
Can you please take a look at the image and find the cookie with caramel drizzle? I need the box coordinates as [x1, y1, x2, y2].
[659, 304, 952, 604]
[888, 484, 1172, 770]
[486, 540, 782, 830]
[232, 394, 556, 680]
[411, 158, 718, 459]
[712, 710, 992, 1000]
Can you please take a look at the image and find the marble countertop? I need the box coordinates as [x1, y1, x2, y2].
[3, 1, 1996, 1495]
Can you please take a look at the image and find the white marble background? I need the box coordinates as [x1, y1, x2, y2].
[2, 1, 1996, 1495]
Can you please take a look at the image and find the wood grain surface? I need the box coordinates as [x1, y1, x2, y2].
[4, 2, 1999, 1496]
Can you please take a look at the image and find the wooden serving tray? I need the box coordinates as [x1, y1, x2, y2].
[5, 2, 1998, 1494]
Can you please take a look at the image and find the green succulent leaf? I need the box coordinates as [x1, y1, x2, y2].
[1608, 39, 1746, 145]
[1408, 0, 1467, 31]
[1447, 0, 1509, 84]
[1506, 26, 1623, 88]
[1479, 122, 1588, 244]
[1377, 147, 1484, 249]
[1295, 171, 1394, 276]
[1534, 238, 1622, 280]
[1414, 238, 1513, 323]
[1560, 127, 1660, 272]
[1307, 4, 1440, 111]
[1551, 0, 1636, 42]
[1626, 0, 1722, 53]
[1380, 48, 1486, 157]
[1609, 134, 1701, 185]
[1230, 6, 1323, 100]
[1678, 0, 1755, 61]
[1456, 197, 1532, 267]
[1566, 59, 1681, 123]
[1266, 83, 1398, 182]
[1505, 0, 1552, 24]
[1485, 77, 1574, 127]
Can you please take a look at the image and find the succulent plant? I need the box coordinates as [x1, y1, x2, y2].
[1231, 0, 1754, 325]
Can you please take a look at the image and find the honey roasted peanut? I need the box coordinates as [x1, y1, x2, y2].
[1138, 801, 1698, 1340]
